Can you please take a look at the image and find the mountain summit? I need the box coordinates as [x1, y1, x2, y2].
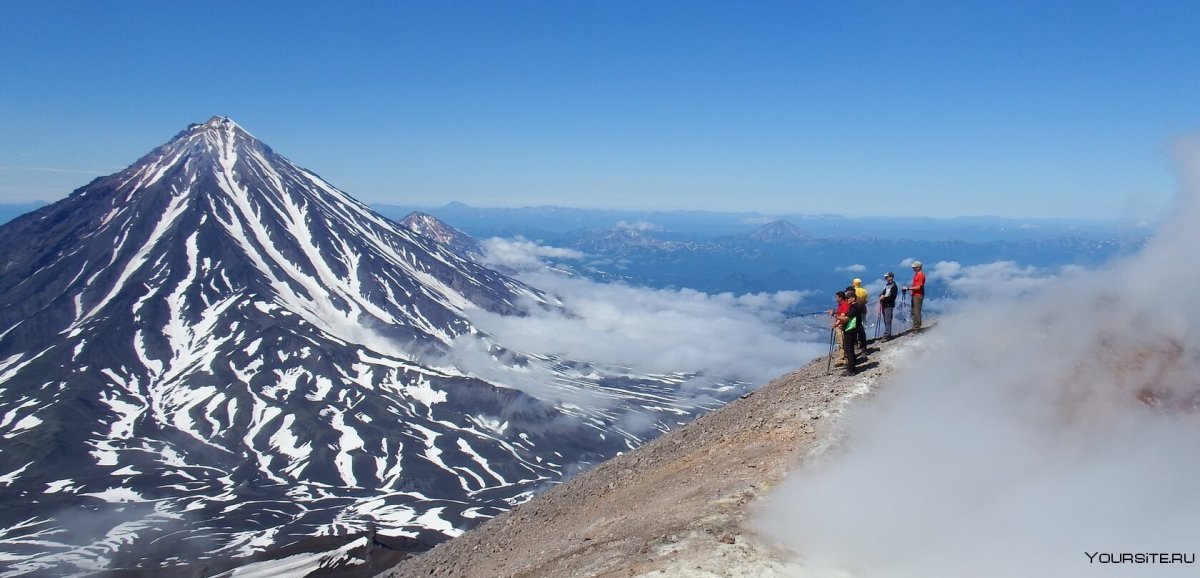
[0, 115, 535, 339]
[0, 118, 645, 575]
[747, 219, 812, 243]
[399, 211, 483, 259]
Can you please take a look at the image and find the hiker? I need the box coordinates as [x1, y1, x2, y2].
[878, 271, 898, 340]
[844, 287, 864, 362]
[832, 291, 857, 373]
[828, 291, 848, 366]
[903, 260, 926, 332]
[852, 278, 869, 312]
[851, 279, 870, 350]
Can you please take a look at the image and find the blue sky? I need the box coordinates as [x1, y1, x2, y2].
[1, 1, 1197, 219]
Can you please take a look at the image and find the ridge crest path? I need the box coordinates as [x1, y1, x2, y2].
[380, 331, 919, 577]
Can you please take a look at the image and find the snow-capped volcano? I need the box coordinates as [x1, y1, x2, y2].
[399, 211, 483, 260]
[0, 117, 728, 576]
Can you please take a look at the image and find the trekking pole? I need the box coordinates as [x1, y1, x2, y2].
[873, 301, 882, 339]
[784, 309, 832, 319]
[826, 326, 835, 374]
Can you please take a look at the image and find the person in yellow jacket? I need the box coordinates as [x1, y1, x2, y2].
[852, 278, 869, 350]
[852, 278, 869, 310]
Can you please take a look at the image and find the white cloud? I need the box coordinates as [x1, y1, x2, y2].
[456, 271, 822, 389]
[717, 290, 815, 311]
[753, 144, 1200, 577]
[442, 238, 827, 410]
[835, 264, 866, 273]
[478, 236, 585, 270]
[615, 220, 663, 232]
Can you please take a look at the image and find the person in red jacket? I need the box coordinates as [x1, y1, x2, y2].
[903, 260, 926, 332]
[832, 290, 858, 373]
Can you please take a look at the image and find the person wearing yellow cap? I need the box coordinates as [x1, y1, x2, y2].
[852, 278, 869, 350]
[902, 261, 926, 332]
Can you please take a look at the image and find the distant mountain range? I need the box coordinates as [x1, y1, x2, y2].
[370, 201, 1152, 243]
[559, 226, 1145, 298]
[363, 203, 1148, 303]
[4, 192, 1153, 245]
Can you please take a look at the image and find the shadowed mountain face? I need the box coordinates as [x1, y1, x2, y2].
[0, 118, 721, 575]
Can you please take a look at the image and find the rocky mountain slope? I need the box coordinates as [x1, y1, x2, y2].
[379, 331, 919, 577]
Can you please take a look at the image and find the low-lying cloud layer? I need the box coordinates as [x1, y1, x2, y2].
[478, 236, 586, 270]
[754, 146, 1200, 576]
[450, 237, 825, 404]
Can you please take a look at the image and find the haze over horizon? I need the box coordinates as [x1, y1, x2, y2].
[2, 1, 1198, 221]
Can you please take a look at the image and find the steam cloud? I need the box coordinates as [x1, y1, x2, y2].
[939, 260, 1085, 299]
[753, 144, 1200, 576]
